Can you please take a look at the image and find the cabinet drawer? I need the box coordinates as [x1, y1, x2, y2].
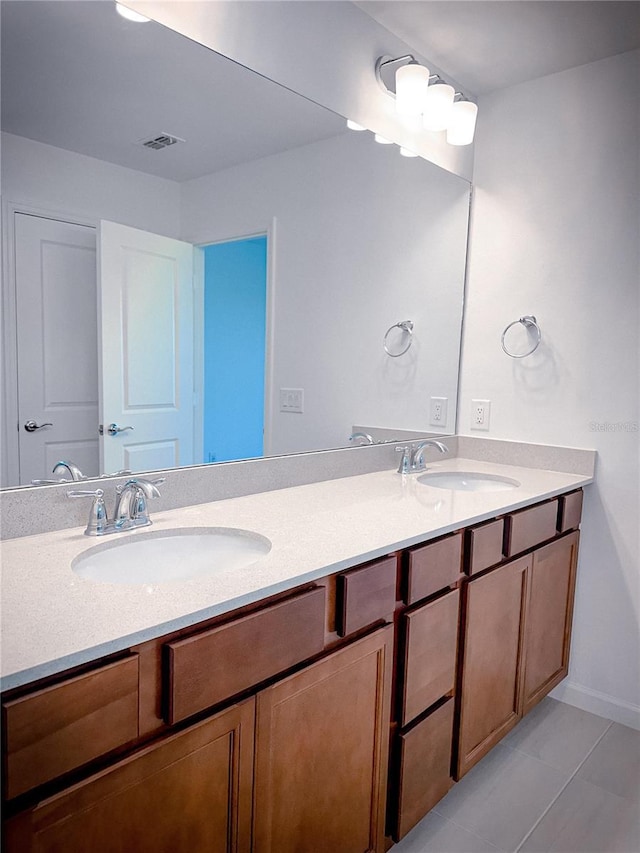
[466, 518, 505, 575]
[336, 555, 396, 637]
[404, 533, 463, 604]
[2, 656, 139, 800]
[166, 587, 326, 724]
[393, 698, 455, 841]
[504, 500, 558, 558]
[401, 589, 459, 726]
[558, 490, 583, 533]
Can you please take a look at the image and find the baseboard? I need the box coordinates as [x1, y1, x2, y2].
[551, 679, 640, 731]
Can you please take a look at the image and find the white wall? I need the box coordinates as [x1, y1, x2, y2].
[128, 0, 473, 180]
[181, 131, 470, 454]
[1, 132, 181, 236]
[460, 50, 640, 725]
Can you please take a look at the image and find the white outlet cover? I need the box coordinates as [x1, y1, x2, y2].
[471, 399, 491, 431]
[429, 396, 448, 427]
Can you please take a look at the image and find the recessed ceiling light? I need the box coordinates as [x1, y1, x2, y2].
[115, 3, 150, 23]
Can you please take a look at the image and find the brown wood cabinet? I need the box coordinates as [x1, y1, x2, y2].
[1, 489, 584, 853]
[4, 699, 255, 853]
[253, 627, 393, 853]
[457, 530, 580, 778]
[457, 555, 530, 777]
[521, 532, 579, 714]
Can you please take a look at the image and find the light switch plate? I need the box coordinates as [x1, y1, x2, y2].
[280, 388, 304, 413]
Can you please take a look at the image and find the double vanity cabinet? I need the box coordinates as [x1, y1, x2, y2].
[1, 488, 583, 852]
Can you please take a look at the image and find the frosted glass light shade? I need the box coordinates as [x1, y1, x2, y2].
[422, 83, 455, 132]
[400, 147, 418, 158]
[374, 133, 393, 144]
[115, 3, 150, 22]
[446, 101, 478, 146]
[346, 119, 366, 131]
[395, 63, 430, 118]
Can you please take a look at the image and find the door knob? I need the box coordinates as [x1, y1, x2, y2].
[24, 420, 53, 432]
[107, 423, 134, 436]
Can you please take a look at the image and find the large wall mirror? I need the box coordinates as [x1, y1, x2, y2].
[1, 0, 470, 489]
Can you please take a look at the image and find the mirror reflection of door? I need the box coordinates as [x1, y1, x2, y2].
[202, 236, 267, 464]
[14, 213, 99, 484]
[11, 213, 268, 486]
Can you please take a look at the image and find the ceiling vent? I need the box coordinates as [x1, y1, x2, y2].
[138, 133, 185, 151]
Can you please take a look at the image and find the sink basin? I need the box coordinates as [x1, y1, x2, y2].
[72, 527, 272, 585]
[417, 472, 520, 492]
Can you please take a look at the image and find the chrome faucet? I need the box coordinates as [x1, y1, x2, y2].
[53, 460, 86, 481]
[113, 478, 163, 529]
[396, 440, 449, 473]
[68, 477, 164, 536]
[349, 432, 374, 445]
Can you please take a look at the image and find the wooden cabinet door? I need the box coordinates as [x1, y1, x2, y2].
[456, 555, 530, 778]
[521, 532, 579, 714]
[253, 626, 393, 853]
[4, 699, 255, 853]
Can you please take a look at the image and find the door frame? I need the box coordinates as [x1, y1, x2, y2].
[194, 218, 277, 457]
[1, 200, 97, 487]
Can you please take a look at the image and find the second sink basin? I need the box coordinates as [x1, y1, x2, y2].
[72, 527, 272, 585]
[417, 471, 520, 492]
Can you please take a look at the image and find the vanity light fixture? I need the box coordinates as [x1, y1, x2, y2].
[446, 100, 479, 146]
[375, 54, 477, 146]
[399, 147, 419, 158]
[346, 119, 366, 131]
[374, 133, 393, 145]
[115, 3, 150, 23]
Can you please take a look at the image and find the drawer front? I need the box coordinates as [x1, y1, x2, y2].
[166, 587, 326, 724]
[504, 500, 558, 558]
[405, 533, 463, 604]
[394, 698, 455, 841]
[401, 589, 459, 727]
[558, 490, 583, 533]
[336, 555, 396, 637]
[466, 518, 504, 575]
[3, 656, 139, 800]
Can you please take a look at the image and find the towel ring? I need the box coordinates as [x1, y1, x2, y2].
[384, 320, 414, 357]
[501, 315, 541, 358]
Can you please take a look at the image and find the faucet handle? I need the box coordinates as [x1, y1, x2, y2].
[395, 445, 412, 474]
[68, 489, 108, 536]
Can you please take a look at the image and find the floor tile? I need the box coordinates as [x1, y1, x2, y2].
[519, 776, 640, 853]
[393, 811, 501, 853]
[503, 698, 611, 773]
[433, 744, 569, 852]
[576, 722, 640, 802]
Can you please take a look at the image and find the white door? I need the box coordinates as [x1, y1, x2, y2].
[14, 213, 99, 484]
[98, 221, 197, 474]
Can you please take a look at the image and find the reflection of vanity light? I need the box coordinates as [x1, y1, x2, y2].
[346, 119, 366, 131]
[374, 134, 393, 144]
[115, 3, 150, 23]
[399, 147, 418, 158]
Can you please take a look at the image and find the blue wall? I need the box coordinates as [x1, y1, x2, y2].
[203, 236, 267, 462]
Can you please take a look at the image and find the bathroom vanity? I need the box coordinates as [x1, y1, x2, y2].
[0, 459, 588, 852]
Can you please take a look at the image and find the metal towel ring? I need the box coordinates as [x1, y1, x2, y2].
[384, 320, 414, 357]
[501, 315, 541, 358]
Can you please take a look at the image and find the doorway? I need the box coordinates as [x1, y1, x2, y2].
[202, 236, 268, 463]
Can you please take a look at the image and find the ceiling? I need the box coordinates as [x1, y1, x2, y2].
[1, 1, 344, 182]
[356, 1, 640, 95]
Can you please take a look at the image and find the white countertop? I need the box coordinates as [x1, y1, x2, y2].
[0, 458, 592, 691]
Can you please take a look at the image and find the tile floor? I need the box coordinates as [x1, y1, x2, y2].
[394, 698, 640, 853]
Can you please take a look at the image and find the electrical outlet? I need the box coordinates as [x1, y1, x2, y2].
[280, 388, 304, 413]
[429, 396, 448, 426]
[471, 399, 491, 431]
